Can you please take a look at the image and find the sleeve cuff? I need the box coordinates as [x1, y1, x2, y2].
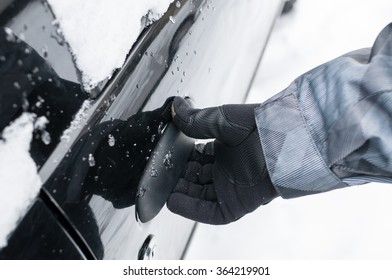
[254, 86, 347, 199]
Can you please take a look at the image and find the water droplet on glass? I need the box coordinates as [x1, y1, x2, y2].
[150, 168, 158, 177]
[0, 56, 6, 62]
[94, 176, 99, 182]
[169, 16, 175, 24]
[25, 47, 31, 54]
[136, 188, 146, 198]
[5, 27, 15, 42]
[41, 131, 51, 145]
[88, 154, 96, 167]
[32, 67, 39, 74]
[22, 97, 29, 110]
[151, 134, 156, 142]
[13, 82, 21, 90]
[176, 1, 181, 8]
[157, 122, 164, 134]
[35, 96, 45, 108]
[108, 134, 115, 147]
[163, 152, 173, 169]
[41, 45, 49, 58]
[146, 126, 150, 133]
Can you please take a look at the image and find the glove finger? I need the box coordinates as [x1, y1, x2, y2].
[172, 96, 225, 141]
[172, 97, 260, 145]
[188, 141, 214, 165]
[173, 178, 216, 201]
[167, 192, 231, 225]
[183, 161, 213, 185]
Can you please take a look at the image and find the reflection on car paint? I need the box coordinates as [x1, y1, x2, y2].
[43, 98, 174, 258]
[1, 0, 283, 259]
[0, 28, 88, 168]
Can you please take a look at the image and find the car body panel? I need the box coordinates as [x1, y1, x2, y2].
[0, 198, 85, 260]
[0, 0, 283, 259]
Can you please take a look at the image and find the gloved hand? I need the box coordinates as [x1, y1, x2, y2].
[167, 97, 278, 225]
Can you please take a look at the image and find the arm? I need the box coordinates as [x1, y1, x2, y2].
[256, 23, 392, 198]
[167, 23, 392, 224]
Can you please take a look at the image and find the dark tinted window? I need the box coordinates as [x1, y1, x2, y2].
[0, 0, 88, 167]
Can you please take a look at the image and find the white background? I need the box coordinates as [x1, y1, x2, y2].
[185, 0, 392, 259]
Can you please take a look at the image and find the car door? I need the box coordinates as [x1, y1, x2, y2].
[0, 0, 283, 259]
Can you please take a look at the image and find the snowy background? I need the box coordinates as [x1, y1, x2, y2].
[185, 0, 392, 259]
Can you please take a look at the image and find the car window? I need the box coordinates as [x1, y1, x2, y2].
[0, 0, 89, 168]
[45, 0, 173, 92]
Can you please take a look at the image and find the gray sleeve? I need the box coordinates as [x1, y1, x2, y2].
[255, 23, 392, 199]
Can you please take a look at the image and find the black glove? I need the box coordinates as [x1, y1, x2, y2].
[167, 97, 278, 225]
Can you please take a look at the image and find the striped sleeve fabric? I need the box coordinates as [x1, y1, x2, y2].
[255, 23, 392, 198]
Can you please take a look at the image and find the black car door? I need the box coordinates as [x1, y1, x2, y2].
[0, 0, 283, 259]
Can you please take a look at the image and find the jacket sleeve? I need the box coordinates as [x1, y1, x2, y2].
[255, 23, 392, 198]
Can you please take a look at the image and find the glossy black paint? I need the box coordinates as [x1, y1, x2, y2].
[0, 27, 87, 167]
[0, 199, 85, 260]
[0, 0, 283, 259]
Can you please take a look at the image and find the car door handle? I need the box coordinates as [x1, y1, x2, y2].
[135, 122, 193, 223]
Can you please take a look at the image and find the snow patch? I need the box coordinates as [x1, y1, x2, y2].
[60, 99, 92, 142]
[0, 113, 42, 249]
[47, 0, 174, 91]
